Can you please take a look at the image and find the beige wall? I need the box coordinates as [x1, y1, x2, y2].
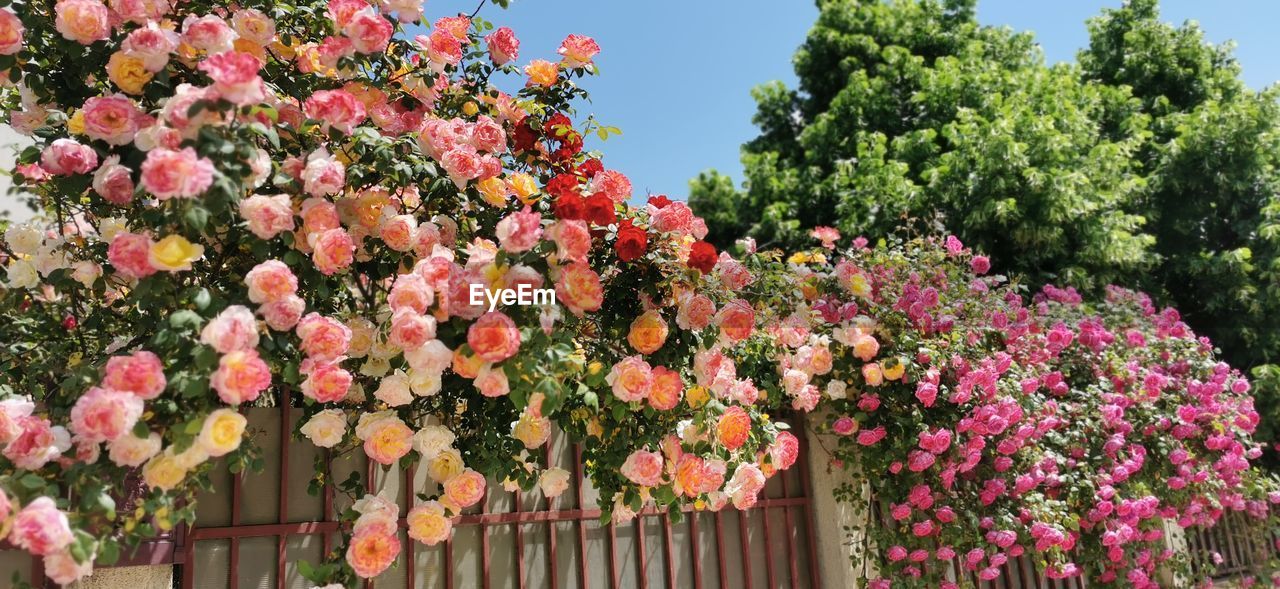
[0, 123, 32, 222]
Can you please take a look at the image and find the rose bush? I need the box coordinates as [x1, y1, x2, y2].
[0, 0, 1273, 587]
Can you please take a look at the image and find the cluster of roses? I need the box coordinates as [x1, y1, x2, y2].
[716, 234, 1269, 587]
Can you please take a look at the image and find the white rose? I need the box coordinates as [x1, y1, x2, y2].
[301, 409, 348, 448]
[539, 467, 571, 498]
[359, 356, 391, 378]
[825, 380, 848, 400]
[33, 243, 70, 276]
[98, 217, 128, 243]
[412, 424, 455, 459]
[5, 259, 39, 289]
[4, 222, 42, 255]
[408, 368, 441, 397]
[108, 432, 162, 467]
[405, 339, 451, 373]
[70, 260, 102, 287]
[374, 370, 413, 407]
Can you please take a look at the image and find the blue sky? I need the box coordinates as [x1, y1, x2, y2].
[432, 0, 1280, 201]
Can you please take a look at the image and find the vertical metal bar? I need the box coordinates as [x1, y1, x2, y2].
[608, 520, 620, 589]
[662, 510, 677, 589]
[780, 471, 799, 589]
[278, 397, 290, 589]
[760, 504, 777, 589]
[405, 462, 416, 588]
[737, 510, 754, 589]
[689, 511, 704, 589]
[364, 459, 374, 589]
[574, 445, 590, 589]
[29, 556, 44, 588]
[636, 512, 649, 589]
[444, 532, 454, 589]
[230, 471, 243, 589]
[797, 417, 821, 588]
[714, 512, 727, 589]
[515, 488, 527, 589]
[323, 448, 334, 558]
[482, 514, 492, 589]
[182, 523, 196, 589]
[545, 441, 559, 589]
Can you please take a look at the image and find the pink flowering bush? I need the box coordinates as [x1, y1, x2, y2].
[0, 0, 1274, 587]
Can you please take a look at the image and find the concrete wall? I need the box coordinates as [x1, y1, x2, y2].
[805, 416, 873, 589]
[0, 122, 32, 221]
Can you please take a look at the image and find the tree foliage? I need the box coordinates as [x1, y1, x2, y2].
[691, 0, 1280, 454]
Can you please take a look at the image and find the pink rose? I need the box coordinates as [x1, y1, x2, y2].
[554, 263, 603, 316]
[121, 22, 180, 71]
[304, 89, 367, 134]
[181, 14, 237, 53]
[93, 156, 136, 205]
[310, 228, 356, 275]
[344, 9, 393, 54]
[440, 146, 481, 188]
[725, 463, 765, 510]
[141, 147, 215, 200]
[494, 206, 543, 253]
[301, 149, 346, 197]
[0, 8, 24, 55]
[590, 169, 631, 204]
[107, 231, 157, 279]
[200, 305, 260, 354]
[300, 362, 353, 403]
[231, 8, 276, 45]
[244, 260, 298, 304]
[714, 299, 755, 344]
[299, 197, 341, 234]
[467, 311, 521, 363]
[296, 313, 352, 362]
[211, 349, 272, 405]
[199, 51, 266, 106]
[102, 350, 166, 399]
[676, 293, 715, 331]
[82, 94, 144, 145]
[10, 497, 73, 556]
[0, 398, 35, 445]
[388, 308, 436, 351]
[70, 385, 144, 443]
[469, 116, 507, 153]
[620, 449, 664, 487]
[606, 356, 652, 402]
[388, 273, 433, 314]
[41, 138, 98, 176]
[4, 416, 70, 469]
[557, 34, 600, 68]
[379, 214, 418, 252]
[43, 550, 93, 585]
[55, 0, 110, 45]
[259, 294, 306, 331]
[443, 469, 487, 508]
[485, 26, 519, 65]
[473, 363, 510, 397]
[548, 220, 591, 264]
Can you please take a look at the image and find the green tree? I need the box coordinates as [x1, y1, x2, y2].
[692, 0, 1280, 457]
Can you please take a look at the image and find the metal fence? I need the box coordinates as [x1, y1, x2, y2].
[22, 399, 820, 589]
[1187, 511, 1279, 581]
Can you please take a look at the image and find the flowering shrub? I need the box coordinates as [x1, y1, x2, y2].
[0, 0, 1272, 587]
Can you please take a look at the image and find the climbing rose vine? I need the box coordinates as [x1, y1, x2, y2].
[0, 0, 1273, 587]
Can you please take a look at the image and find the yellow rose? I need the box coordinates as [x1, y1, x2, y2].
[232, 39, 267, 62]
[198, 409, 247, 457]
[882, 360, 906, 381]
[427, 448, 464, 483]
[107, 52, 154, 95]
[686, 385, 710, 408]
[475, 177, 510, 207]
[142, 452, 188, 491]
[461, 101, 480, 116]
[67, 110, 85, 135]
[148, 235, 205, 272]
[508, 173, 540, 205]
[511, 411, 551, 449]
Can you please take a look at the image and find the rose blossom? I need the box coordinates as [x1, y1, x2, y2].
[539, 467, 571, 498]
[0, 8, 23, 55]
[485, 26, 519, 65]
[310, 227, 355, 275]
[198, 51, 266, 106]
[69, 386, 145, 443]
[304, 89, 367, 134]
[55, 0, 110, 45]
[141, 148, 215, 200]
[301, 409, 347, 448]
[211, 349, 272, 405]
[407, 501, 452, 545]
[260, 294, 306, 331]
[555, 263, 603, 315]
[557, 34, 600, 68]
[296, 313, 352, 362]
[389, 308, 436, 351]
[344, 8, 393, 54]
[103, 350, 166, 399]
[606, 356, 653, 402]
[301, 149, 346, 197]
[495, 207, 543, 253]
[473, 363, 510, 397]
[443, 469, 486, 509]
[10, 497, 73, 556]
[107, 231, 157, 279]
[82, 94, 144, 145]
[201, 305, 260, 354]
[41, 138, 98, 176]
[107, 431, 161, 467]
[244, 259, 298, 304]
[181, 14, 237, 53]
[93, 156, 136, 205]
[122, 22, 179, 71]
[300, 362, 353, 403]
[725, 463, 766, 510]
[467, 311, 521, 363]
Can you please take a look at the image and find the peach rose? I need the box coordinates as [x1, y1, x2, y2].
[41, 138, 98, 176]
[10, 497, 73, 556]
[675, 455, 726, 497]
[310, 227, 356, 275]
[5, 416, 71, 470]
[716, 406, 751, 451]
[380, 214, 418, 252]
[201, 305, 260, 354]
[141, 147, 214, 200]
[715, 299, 755, 344]
[443, 469, 486, 509]
[239, 194, 296, 241]
[427, 448, 464, 483]
[244, 260, 298, 304]
[557, 34, 599, 68]
[121, 22, 179, 71]
[107, 431, 161, 467]
[259, 294, 306, 331]
[0, 397, 35, 445]
[524, 59, 558, 87]
[547, 220, 591, 264]
[485, 26, 519, 65]
[539, 467, 571, 498]
[373, 370, 413, 407]
[344, 8, 393, 54]
[296, 313, 351, 362]
[388, 308, 436, 351]
[142, 449, 188, 490]
[0, 9, 23, 55]
[676, 293, 715, 331]
[620, 449, 664, 487]
[69, 386, 144, 443]
[494, 206, 542, 253]
[103, 350, 166, 399]
[648, 366, 683, 411]
[44, 549, 93, 585]
[407, 501, 452, 545]
[510, 405, 550, 449]
[211, 349, 271, 405]
[473, 363, 510, 398]
[725, 463, 766, 510]
[55, 0, 110, 45]
[93, 156, 136, 206]
[346, 526, 401, 579]
[388, 273, 433, 314]
[627, 310, 669, 355]
[554, 263, 603, 316]
[300, 362, 353, 403]
[181, 14, 237, 53]
[363, 417, 413, 465]
[467, 311, 521, 363]
[606, 356, 652, 403]
[82, 94, 144, 146]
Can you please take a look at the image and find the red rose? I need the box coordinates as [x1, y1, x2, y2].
[647, 194, 672, 209]
[578, 158, 603, 178]
[513, 122, 538, 152]
[553, 194, 586, 220]
[584, 192, 616, 226]
[615, 220, 647, 262]
[687, 240, 717, 274]
[546, 173, 580, 200]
